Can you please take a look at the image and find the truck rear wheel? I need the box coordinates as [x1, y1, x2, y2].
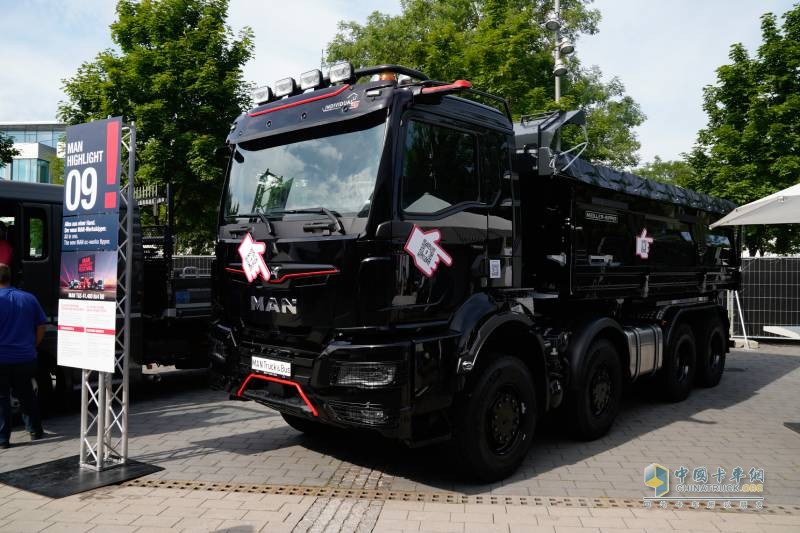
[659, 324, 696, 402]
[568, 339, 622, 441]
[454, 355, 537, 482]
[697, 317, 726, 388]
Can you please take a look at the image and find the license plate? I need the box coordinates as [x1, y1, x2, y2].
[251, 356, 291, 378]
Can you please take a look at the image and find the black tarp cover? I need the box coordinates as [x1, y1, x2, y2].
[556, 155, 737, 215]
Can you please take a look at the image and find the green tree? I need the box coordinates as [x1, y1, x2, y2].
[0, 132, 19, 168]
[58, 0, 253, 251]
[326, 0, 645, 168]
[635, 155, 696, 185]
[47, 154, 65, 184]
[687, 5, 800, 255]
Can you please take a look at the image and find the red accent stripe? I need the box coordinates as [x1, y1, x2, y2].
[57, 325, 85, 332]
[225, 267, 339, 284]
[236, 373, 318, 417]
[248, 85, 351, 117]
[420, 79, 472, 95]
[85, 327, 116, 335]
[106, 120, 119, 185]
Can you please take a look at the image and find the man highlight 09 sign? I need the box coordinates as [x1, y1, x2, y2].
[57, 117, 122, 374]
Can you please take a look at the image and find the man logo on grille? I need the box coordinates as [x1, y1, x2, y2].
[404, 225, 453, 277]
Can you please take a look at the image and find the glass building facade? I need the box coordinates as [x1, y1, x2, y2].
[0, 121, 65, 183]
[0, 128, 63, 147]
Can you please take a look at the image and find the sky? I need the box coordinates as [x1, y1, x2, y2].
[0, 0, 795, 164]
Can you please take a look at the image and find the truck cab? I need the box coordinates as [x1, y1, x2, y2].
[211, 63, 738, 481]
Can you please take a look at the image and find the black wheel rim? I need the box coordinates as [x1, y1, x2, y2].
[675, 339, 691, 383]
[590, 364, 612, 416]
[487, 386, 522, 454]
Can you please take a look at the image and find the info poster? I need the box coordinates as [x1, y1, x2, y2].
[57, 117, 122, 373]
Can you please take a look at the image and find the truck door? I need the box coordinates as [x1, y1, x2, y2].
[18, 203, 56, 317]
[392, 114, 489, 323]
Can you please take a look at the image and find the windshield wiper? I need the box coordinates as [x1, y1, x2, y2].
[235, 207, 275, 235]
[273, 208, 345, 235]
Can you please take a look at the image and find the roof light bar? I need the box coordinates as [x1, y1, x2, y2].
[274, 77, 297, 98]
[328, 61, 354, 84]
[252, 85, 273, 105]
[299, 69, 323, 90]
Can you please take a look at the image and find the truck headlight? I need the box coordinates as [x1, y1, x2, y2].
[331, 362, 400, 389]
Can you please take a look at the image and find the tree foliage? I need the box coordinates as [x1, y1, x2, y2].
[58, 0, 253, 251]
[634, 156, 696, 185]
[687, 5, 800, 255]
[0, 132, 19, 168]
[326, 0, 645, 168]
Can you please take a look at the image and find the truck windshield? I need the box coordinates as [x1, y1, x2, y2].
[223, 112, 387, 219]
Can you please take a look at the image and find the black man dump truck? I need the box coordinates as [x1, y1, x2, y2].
[209, 63, 739, 481]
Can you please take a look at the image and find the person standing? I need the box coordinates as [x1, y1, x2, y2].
[0, 222, 12, 266]
[0, 263, 45, 448]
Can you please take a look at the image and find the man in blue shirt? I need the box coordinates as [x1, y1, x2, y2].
[0, 263, 46, 448]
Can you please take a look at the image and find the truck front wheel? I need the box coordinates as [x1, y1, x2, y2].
[454, 355, 537, 482]
[659, 324, 696, 402]
[567, 339, 623, 441]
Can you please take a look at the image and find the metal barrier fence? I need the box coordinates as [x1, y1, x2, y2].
[731, 257, 800, 340]
[172, 255, 214, 277]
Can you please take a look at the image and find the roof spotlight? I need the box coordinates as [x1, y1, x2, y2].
[559, 39, 575, 55]
[544, 11, 561, 31]
[299, 69, 323, 90]
[274, 77, 297, 98]
[252, 85, 273, 105]
[328, 61, 354, 84]
[553, 58, 568, 77]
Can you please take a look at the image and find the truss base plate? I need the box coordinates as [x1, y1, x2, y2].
[0, 455, 161, 498]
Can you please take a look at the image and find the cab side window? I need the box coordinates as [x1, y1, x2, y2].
[25, 209, 47, 260]
[401, 120, 478, 215]
[480, 131, 509, 205]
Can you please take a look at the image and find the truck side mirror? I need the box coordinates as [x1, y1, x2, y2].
[214, 145, 232, 161]
[538, 147, 554, 176]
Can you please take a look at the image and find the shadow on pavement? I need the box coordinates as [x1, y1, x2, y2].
[190, 350, 800, 493]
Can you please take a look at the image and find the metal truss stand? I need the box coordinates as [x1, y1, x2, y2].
[79, 123, 136, 471]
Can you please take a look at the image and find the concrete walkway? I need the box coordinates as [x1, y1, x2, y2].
[0, 345, 798, 532]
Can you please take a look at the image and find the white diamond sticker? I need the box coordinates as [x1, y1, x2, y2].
[635, 228, 654, 259]
[237, 232, 271, 283]
[404, 225, 453, 277]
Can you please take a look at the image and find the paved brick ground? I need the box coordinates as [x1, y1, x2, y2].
[0, 345, 799, 531]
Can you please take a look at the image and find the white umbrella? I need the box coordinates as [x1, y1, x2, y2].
[710, 183, 800, 228]
[709, 182, 800, 346]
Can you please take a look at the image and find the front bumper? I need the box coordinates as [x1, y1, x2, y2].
[209, 326, 460, 442]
